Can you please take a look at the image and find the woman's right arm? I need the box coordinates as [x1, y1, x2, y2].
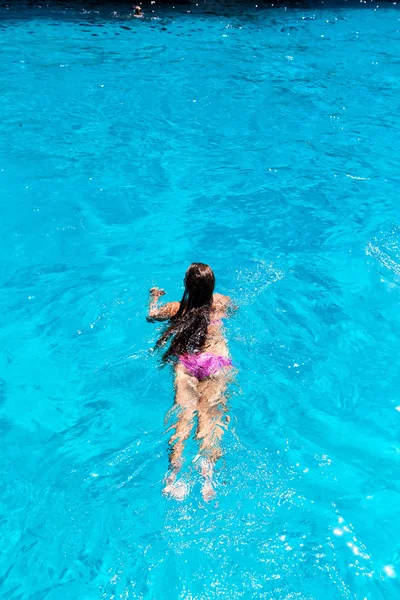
[213, 293, 238, 316]
[147, 288, 180, 322]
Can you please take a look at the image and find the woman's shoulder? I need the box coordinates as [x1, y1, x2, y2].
[212, 293, 231, 313]
[213, 293, 230, 305]
[212, 293, 237, 316]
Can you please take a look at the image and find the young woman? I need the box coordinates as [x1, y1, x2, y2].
[148, 263, 234, 501]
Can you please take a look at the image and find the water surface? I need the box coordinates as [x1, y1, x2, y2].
[1, 1, 400, 598]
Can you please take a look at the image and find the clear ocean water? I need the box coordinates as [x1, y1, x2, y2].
[1, 0, 400, 598]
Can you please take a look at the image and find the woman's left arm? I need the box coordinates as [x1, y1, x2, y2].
[147, 288, 179, 322]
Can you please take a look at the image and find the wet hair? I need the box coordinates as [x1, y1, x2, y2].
[156, 263, 215, 362]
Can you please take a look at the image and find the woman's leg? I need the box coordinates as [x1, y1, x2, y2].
[165, 364, 199, 477]
[196, 371, 230, 500]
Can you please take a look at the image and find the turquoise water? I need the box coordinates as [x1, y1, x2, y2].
[1, 1, 400, 598]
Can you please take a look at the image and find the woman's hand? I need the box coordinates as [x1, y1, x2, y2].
[149, 287, 166, 298]
[147, 288, 178, 322]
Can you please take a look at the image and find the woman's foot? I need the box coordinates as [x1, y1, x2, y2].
[162, 470, 189, 501]
[199, 458, 216, 502]
[162, 469, 177, 496]
[201, 478, 216, 502]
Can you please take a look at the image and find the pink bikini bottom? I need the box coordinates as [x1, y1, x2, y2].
[179, 353, 232, 380]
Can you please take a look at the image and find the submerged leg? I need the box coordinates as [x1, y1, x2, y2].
[163, 364, 199, 498]
[196, 371, 230, 501]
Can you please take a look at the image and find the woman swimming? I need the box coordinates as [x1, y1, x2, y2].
[147, 263, 234, 501]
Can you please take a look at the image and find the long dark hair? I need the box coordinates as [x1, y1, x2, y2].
[156, 263, 215, 361]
